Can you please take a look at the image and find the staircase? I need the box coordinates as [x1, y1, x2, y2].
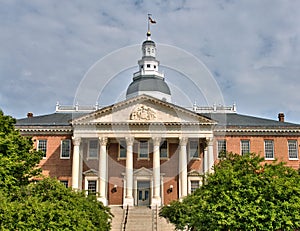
[110, 206, 175, 231]
[110, 206, 125, 231]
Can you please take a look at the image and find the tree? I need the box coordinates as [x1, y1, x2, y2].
[0, 110, 43, 191]
[0, 111, 113, 230]
[0, 178, 113, 230]
[160, 153, 300, 231]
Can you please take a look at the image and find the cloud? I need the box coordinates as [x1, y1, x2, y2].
[0, 0, 300, 123]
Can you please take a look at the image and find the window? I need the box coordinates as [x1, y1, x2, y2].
[160, 141, 168, 158]
[38, 140, 47, 158]
[241, 140, 250, 155]
[288, 140, 298, 159]
[147, 64, 151, 68]
[88, 140, 98, 159]
[189, 140, 199, 159]
[60, 180, 68, 188]
[191, 181, 200, 193]
[264, 140, 274, 159]
[217, 140, 226, 158]
[139, 140, 149, 159]
[87, 180, 97, 195]
[119, 140, 126, 159]
[60, 139, 71, 159]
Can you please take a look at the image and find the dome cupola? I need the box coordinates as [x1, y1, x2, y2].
[126, 17, 171, 102]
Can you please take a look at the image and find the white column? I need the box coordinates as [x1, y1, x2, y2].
[151, 137, 161, 208]
[179, 137, 188, 199]
[203, 147, 208, 174]
[123, 137, 134, 208]
[72, 137, 81, 190]
[98, 137, 108, 206]
[207, 138, 214, 173]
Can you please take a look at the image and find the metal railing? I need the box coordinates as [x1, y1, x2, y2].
[121, 205, 129, 231]
[152, 205, 158, 231]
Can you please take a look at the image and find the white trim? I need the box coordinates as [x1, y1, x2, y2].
[264, 140, 275, 160]
[84, 176, 99, 196]
[37, 139, 47, 159]
[188, 176, 202, 194]
[60, 139, 71, 159]
[188, 139, 200, 161]
[138, 140, 150, 160]
[88, 139, 99, 160]
[288, 140, 299, 160]
[240, 140, 250, 156]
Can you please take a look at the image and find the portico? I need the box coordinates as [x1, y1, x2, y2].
[70, 95, 215, 207]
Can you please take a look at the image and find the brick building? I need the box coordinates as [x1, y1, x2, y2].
[16, 31, 300, 208]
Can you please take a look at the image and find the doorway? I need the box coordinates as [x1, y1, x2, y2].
[137, 181, 150, 206]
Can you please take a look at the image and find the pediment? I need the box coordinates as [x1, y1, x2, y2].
[83, 169, 98, 176]
[134, 167, 153, 176]
[72, 95, 215, 125]
[188, 170, 202, 176]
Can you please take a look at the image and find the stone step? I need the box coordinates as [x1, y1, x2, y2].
[110, 206, 175, 231]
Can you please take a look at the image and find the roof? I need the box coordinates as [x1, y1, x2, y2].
[201, 113, 300, 128]
[16, 113, 85, 126]
[16, 104, 300, 130]
[126, 76, 171, 96]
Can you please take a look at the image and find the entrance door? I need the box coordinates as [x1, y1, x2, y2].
[137, 181, 150, 206]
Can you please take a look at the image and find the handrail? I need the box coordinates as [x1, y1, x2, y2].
[121, 205, 129, 231]
[152, 205, 158, 231]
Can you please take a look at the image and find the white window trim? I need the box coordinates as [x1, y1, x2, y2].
[188, 176, 202, 195]
[160, 140, 169, 160]
[60, 139, 71, 159]
[288, 140, 299, 160]
[264, 140, 275, 160]
[88, 139, 99, 160]
[240, 140, 250, 156]
[217, 140, 227, 158]
[37, 139, 47, 159]
[138, 140, 150, 160]
[84, 176, 99, 196]
[118, 140, 127, 160]
[188, 139, 200, 161]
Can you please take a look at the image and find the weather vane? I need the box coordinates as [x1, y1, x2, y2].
[147, 13, 156, 37]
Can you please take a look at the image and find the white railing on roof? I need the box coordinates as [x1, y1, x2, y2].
[190, 103, 237, 114]
[55, 102, 99, 113]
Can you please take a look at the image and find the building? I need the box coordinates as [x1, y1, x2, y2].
[16, 29, 300, 208]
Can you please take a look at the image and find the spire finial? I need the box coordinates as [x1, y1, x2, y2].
[147, 14, 156, 39]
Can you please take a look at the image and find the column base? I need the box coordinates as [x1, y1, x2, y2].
[123, 197, 134, 209]
[151, 197, 161, 209]
[97, 197, 108, 206]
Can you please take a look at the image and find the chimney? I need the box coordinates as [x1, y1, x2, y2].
[278, 113, 284, 122]
[27, 112, 33, 118]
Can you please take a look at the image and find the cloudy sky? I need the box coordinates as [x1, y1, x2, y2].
[1, 0, 300, 123]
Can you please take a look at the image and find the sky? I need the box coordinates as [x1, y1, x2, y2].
[1, 0, 300, 123]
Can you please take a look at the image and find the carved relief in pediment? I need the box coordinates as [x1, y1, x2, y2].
[130, 105, 156, 120]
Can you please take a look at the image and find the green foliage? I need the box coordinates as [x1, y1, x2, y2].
[160, 152, 300, 231]
[0, 111, 112, 230]
[0, 178, 113, 230]
[0, 110, 43, 191]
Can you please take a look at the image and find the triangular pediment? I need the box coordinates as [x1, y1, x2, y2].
[83, 169, 98, 176]
[72, 95, 215, 125]
[134, 167, 153, 176]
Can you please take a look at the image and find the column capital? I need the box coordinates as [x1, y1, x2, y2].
[206, 137, 213, 146]
[152, 137, 161, 146]
[179, 137, 188, 146]
[125, 137, 134, 146]
[72, 137, 81, 146]
[99, 137, 108, 146]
